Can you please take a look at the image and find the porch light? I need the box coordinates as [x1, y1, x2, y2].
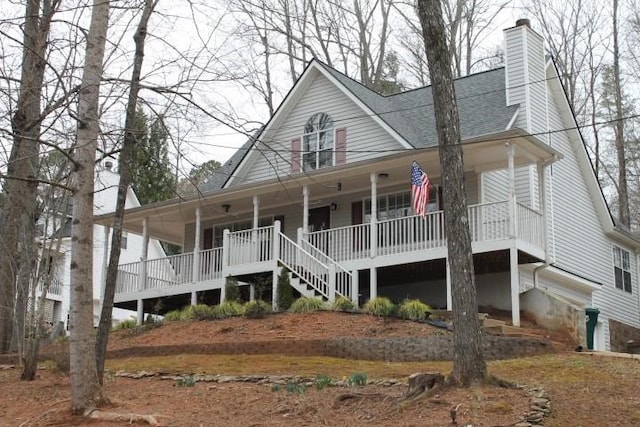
[378, 173, 389, 179]
[222, 204, 231, 213]
[330, 203, 338, 211]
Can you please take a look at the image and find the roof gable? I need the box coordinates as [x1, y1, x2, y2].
[203, 60, 519, 193]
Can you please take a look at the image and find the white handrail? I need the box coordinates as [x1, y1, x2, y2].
[279, 232, 331, 299]
[299, 238, 352, 300]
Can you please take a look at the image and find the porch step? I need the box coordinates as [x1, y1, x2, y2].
[289, 277, 316, 299]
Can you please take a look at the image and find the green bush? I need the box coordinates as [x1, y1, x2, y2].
[244, 300, 272, 318]
[289, 296, 326, 313]
[315, 374, 332, 390]
[362, 297, 395, 317]
[398, 299, 433, 321]
[332, 296, 356, 312]
[225, 276, 241, 302]
[214, 300, 244, 318]
[176, 374, 196, 387]
[277, 268, 294, 311]
[286, 381, 306, 394]
[347, 372, 368, 387]
[182, 304, 218, 320]
[164, 309, 182, 322]
[112, 318, 137, 331]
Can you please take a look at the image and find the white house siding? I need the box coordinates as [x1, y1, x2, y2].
[546, 84, 639, 349]
[238, 71, 408, 185]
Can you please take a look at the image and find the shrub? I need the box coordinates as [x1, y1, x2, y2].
[347, 372, 368, 387]
[362, 297, 395, 317]
[289, 296, 326, 313]
[332, 296, 356, 312]
[315, 374, 332, 390]
[277, 268, 294, 311]
[176, 375, 196, 387]
[183, 304, 217, 320]
[112, 318, 137, 331]
[398, 299, 433, 321]
[214, 300, 244, 318]
[164, 309, 182, 322]
[225, 276, 241, 302]
[286, 381, 306, 394]
[244, 300, 272, 318]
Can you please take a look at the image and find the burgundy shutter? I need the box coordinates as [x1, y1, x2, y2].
[335, 127, 347, 165]
[291, 138, 301, 173]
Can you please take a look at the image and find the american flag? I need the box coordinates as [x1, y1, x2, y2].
[411, 161, 430, 216]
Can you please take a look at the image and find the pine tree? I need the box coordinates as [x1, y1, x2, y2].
[127, 108, 176, 205]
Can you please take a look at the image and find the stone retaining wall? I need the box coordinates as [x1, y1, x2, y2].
[0, 334, 554, 364]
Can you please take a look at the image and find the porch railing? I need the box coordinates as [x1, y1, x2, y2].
[307, 201, 543, 263]
[517, 204, 544, 248]
[227, 225, 274, 267]
[115, 200, 543, 297]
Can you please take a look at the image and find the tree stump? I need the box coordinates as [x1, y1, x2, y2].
[403, 373, 444, 400]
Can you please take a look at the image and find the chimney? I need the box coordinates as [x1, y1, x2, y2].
[503, 19, 548, 136]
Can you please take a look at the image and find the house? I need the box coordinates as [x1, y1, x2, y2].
[40, 163, 165, 329]
[95, 19, 640, 352]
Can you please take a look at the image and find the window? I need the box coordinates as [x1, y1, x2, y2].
[303, 113, 334, 171]
[363, 187, 441, 222]
[613, 245, 632, 293]
[121, 231, 128, 250]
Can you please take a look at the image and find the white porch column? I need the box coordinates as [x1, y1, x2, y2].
[272, 221, 281, 309]
[302, 186, 309, 233]
[537, 163, 548, 256]
[370, 267, 378, 299]
[370, 173, 378, 258]
[253, 195, 259, 229]
[136, 218, 149, 325]
[507, 143, 516, 238]
[222, 229, 230, 276]
[250, 284, 256, 302]
[191, 292, 197, 306]
[446, 258, 452, 311]
[101, 225, 110, 301]
[351, 270, 359, 306]
[192, 207, 201, 284]
[136, 298, 144, 325]
[510, 246, 521, 327]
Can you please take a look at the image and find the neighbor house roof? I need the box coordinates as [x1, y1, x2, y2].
[201, 61, 518, 192]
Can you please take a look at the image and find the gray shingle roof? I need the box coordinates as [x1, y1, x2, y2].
[318, 62, 518, 147]
[201, 62, 518, 193]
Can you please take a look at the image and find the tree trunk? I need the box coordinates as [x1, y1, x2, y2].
[69, 0, 110, 414]
[612, 0, 630, 228]
[95, 0, 156, 385]
[417, 0, 487, 386]
[0, 0, 56, 354]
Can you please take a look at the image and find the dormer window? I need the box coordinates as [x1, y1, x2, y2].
[303, 113, 334, 171]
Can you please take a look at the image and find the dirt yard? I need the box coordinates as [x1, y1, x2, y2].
[1, 312, 639, 426]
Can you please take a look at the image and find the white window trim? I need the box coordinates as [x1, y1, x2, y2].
[302, 113, 335, 171]
[612, 244, 633, 294]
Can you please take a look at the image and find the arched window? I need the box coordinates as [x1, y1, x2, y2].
[302, 113, 334, 171]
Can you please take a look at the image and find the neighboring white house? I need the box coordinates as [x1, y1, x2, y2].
[95, 20, 640, 352]
[41, 162, 166, 329]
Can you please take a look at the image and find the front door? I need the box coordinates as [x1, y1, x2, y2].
[308, 206, 331, 232]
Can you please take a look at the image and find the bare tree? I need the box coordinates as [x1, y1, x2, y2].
[69, 0, 110, 413]
[417, 0, 486, 386]
[95, 0, 157, 384]
[611, 0, 630, 227]
[0, 0, 61, 354]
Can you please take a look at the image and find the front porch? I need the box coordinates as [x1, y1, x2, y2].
[112, 199, 544, 325]
[97, 134, 559, 327]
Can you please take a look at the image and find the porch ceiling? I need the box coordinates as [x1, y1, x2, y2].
[94, 129, 560, 246]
